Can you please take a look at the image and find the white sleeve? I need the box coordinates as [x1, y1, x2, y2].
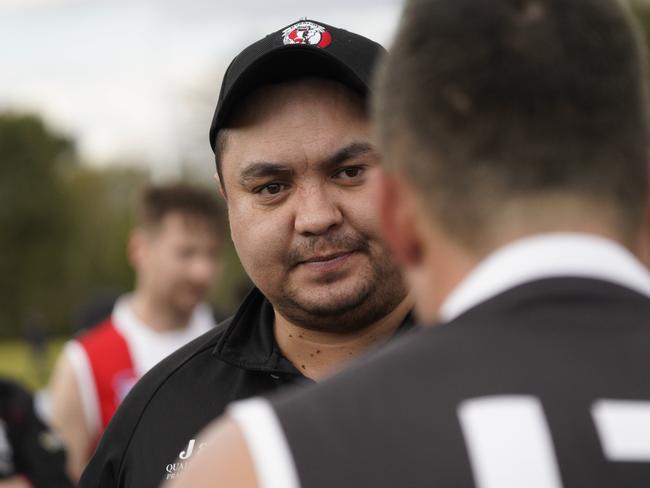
[228, 397, 301, 488]
[64, 341, 101, 436]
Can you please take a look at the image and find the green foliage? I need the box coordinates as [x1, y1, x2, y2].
[0, 113, 147, 338]
[0, 114, 74, 337]
[59, 165, 145, 321]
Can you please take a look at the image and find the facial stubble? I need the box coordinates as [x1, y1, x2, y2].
[276, 242, 408, 334]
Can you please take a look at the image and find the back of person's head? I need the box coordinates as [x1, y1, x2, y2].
[374, 0, 649, 251]
[136, 183, 223, 237]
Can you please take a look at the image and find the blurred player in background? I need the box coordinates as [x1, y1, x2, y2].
[174, 0, 650, 486]
[48, 183, 223, 481]
[0, 377, 72, 488]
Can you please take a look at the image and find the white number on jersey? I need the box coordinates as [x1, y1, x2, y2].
[458, 395, 650, 488]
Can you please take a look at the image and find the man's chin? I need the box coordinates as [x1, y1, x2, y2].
[290, 281, 371, 313]
[275, 287, 377, 333]
[272, 257, 407, 332]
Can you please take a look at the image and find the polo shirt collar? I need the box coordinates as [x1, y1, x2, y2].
[213, 288, 301, 376]
[440, 232, 650, 323]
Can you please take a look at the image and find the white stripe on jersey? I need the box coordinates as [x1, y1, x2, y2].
[229, 398, 301, 488]
[66, 340, 102, 436]
[592, 400, 650, 461]
[458, 395, 563, 488]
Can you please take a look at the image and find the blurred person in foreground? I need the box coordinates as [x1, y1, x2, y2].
[0, 377, 72, 488]
[80, 19, 412, 487]
[48, 183, 223, 481]
[173, 0, 650, 487]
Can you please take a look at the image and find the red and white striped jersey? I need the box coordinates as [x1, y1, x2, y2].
[64, 295, 214, 442]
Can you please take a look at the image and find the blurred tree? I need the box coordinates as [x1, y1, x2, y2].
[59, 165, 148, 333]
[0, 113, 150, 338]
[0, 113, 74, 338]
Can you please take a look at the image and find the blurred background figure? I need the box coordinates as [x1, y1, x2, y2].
[47, 183, 224, 482]
[0, 377, 72, 488]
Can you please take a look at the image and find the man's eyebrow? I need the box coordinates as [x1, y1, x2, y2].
[319, 142, 375, 170]
[238, 142, 374, 184]
[239, 162, 294, 184]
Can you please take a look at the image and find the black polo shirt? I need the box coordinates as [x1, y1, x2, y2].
[79, 288, 413, 488]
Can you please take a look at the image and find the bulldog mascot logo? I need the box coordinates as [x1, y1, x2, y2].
[282, 21, 332, 48]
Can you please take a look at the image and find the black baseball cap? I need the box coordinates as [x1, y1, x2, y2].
[209, 19, 386, 152]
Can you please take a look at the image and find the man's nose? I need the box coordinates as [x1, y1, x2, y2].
[293, 184, 343, 236]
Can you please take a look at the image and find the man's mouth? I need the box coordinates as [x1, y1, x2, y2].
[296, 250, 358, 272]
[299, 251, 354, 264]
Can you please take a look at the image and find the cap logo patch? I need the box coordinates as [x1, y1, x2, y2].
[282, 21, 332, 48]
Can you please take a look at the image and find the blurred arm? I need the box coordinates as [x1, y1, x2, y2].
[48, 351, 93, 483]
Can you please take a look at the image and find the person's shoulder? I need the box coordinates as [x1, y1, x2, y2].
[155, 316, 232, 371]
[73, 315, 116, 346]
[106, 315, 233, 426]
[80, 317, 235, 485]
[125, 316, 233, 406]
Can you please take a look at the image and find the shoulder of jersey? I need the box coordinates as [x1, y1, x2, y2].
[101, 317, 232, 431]
[138, 316, 233, 392]
[75, 316, 115, 345]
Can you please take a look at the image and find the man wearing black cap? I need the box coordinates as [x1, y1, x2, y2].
[79, 19, 412, 488]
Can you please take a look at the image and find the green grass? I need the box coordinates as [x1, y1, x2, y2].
[0, 338, 65, 391]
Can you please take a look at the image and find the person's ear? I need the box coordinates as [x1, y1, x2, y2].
[127, 228, 147, 270]
[379, 170, 424, 266]
[213, 173, 226, 200]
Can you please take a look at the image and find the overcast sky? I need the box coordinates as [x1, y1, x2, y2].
[0, 0, 403, 179]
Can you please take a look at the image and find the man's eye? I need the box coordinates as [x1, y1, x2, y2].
[256, 183, 288, 196]
[333, 166, 365, 180]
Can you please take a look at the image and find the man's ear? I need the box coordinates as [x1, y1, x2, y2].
[213, 173, 226, 200]
[378, 170, 424, 266]
[127, 228, 147, 270]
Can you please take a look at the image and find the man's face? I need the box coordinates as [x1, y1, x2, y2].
[220, 79, 407, 332]
[137, 212, 220, 316]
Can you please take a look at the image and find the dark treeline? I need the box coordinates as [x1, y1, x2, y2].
[0, 112, 144, 338]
